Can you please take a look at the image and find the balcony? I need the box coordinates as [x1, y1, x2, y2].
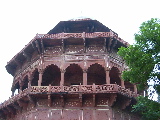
[0, 84, 138, 109]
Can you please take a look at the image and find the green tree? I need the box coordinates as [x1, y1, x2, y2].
[118, 18, 160, 120]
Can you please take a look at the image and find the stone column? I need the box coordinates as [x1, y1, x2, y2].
[60, 69, 65, 86]
[38, 69, 43, 86]
[118, 72, 125, 88]
[105, 68, 110, 84]
[83, 69, 87, 85]
[121, 79, 125, 88]
[28, 75, 33, 88]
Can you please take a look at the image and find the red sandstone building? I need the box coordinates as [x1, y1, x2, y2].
[0, 18, 140, 120]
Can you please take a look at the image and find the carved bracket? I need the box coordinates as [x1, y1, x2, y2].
[121, 97, 131, 109]
[0, 110, 5, 118]
[79, 94, 82, 107]
[27, 95, 36, 107]
[48, 94, 52, 107]
[110, 39, 117, 51]
[107, 38, 113, 51]
[61, 95, 64, 107]
[2, 108, 9, 115]
[12, 103, 22, 111]
[93, 94, 95, 107]
[14, 59, 22, 67]
[6, 106, 15, 115]
[32, 40, 41, 54]
[108, 94, 117, 106]
[23, 51, 31, 62]
[17, 100, 28, 108]
[35, 40, 41, 54]
[40, 39, 45, 54]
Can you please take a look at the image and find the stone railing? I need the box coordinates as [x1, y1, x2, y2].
[30, 84, 118, 94]
[0, 84, 137, 109]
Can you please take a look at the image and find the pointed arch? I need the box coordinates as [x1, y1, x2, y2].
[109, 67, 121, 85]
[87, 63, 106, 85]
[31, 68, 39, 86]
[64, 64, 83, 86]
[42, 64, 61, 86]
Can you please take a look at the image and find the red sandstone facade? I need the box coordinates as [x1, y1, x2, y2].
[0, 18, 140, 120]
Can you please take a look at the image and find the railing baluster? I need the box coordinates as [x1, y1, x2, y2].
[79, 83, 82, 92]
[93, 83, 96, 92]
[61, 85, 63, 92]
[48, 84, 51, 93]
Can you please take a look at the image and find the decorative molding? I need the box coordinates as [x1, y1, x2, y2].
[17, 100, 28, 108]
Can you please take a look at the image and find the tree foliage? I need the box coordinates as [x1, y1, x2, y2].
[118, 18, 160, 120]
[132, 96, 160, 120]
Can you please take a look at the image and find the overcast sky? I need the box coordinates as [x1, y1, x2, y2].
[0, 0, 159, 102]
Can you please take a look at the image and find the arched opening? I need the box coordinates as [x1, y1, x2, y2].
[87, 63, 106, 85]
[110, 67, 121, 86]
[64, 64, 83, 86]
[125, 81, 134, 92]
[22, 76, 28, 90]
[42, 64, 61, 86]
[31, 69, 39, 86]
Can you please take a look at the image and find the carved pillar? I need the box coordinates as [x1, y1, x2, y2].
[19, 81, 24, 92]
[83, 69, 87, 85]
[119, 72, 125, 88]
[38, 69, 43, 86]
[121, 79, 125, 88]
[105, 68, 110, 84]
[60, 69, 65, 86]
[28, 75, 33, 88]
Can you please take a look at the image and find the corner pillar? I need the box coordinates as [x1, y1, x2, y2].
[119, 72, 125, 88]
[38, 69, 43, 86]
[105, 68, 110, 84]
[28, 75, 33, 88]
[83, 69, 87, 85]
[60, 69, 65, 86]
[19, 81, 24, 92]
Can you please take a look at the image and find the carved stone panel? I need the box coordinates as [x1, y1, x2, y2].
[65, 45, 84, 54]
[44, 47, 62, 56]
[95, 109, 110, 120]
[87, 45, 104, 53]
[83, 109, 94, 120]
[63, 109, 82, 120]
[49, 109, 62, 120]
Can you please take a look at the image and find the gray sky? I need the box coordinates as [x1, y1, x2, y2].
[0, 0, 160, 102]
